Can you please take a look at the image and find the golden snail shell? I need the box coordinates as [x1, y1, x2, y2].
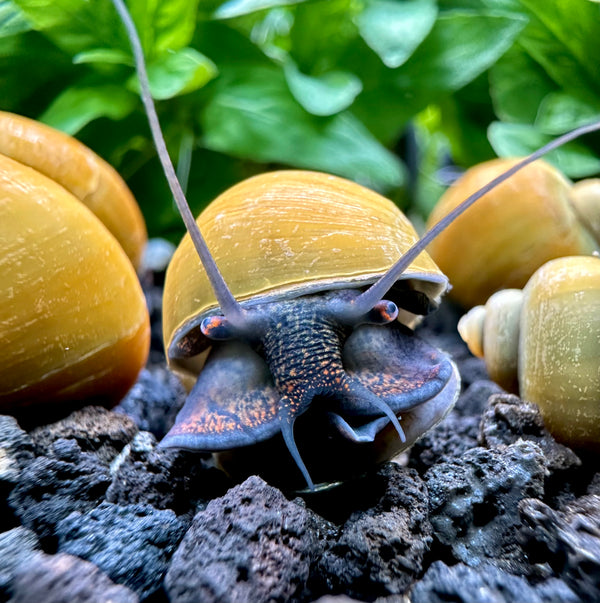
[0, 111, 147, 269]
[163, 170, 448, 384]
[0, 144, 149, 412]
[426, 159, 599, 308]
[458, 255, 600, 450]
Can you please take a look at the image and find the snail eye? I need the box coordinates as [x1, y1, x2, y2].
[201, 316, 234, 340]
[365, 300, 399, 325]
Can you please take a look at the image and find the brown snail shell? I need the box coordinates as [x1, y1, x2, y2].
[0, 111, 147, 269]
[458, 255, 600, 450]
[426, 158, 599, 308]
[163, 170, 449, 386]
[0, 126, 150, 414]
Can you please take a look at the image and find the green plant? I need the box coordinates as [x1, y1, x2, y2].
[1, 0, 599, 238]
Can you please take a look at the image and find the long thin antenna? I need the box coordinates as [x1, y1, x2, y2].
[351, 120, 600, 316]
[110, 0, 246, 326]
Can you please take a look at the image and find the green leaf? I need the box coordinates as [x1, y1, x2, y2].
[126, 0, 201, 55]
[40, 84, 138, 135]
[10, 0, 127, 55]
[131, 47, 218, 100]
[11, 0, 200, 58]
[489, 43, 556, 124]
[536, 92, 600, 134]
[214, 0, 307, 20]
[396, 11, 528, 92]
[284, 61, 362, 116]
[488, 121, 600, 178]
[0, 0, 31, 37]
[202, 66, 403, 190]
[290, 0, 361, 74]
[515, 0, 600, 96]
[73, 48, 132, 66]
[356, 0, 437, 68]
[0, 31, 72, 114]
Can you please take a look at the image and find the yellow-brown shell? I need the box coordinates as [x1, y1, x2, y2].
[0, 111, 147, 269]
[458, 255, 600, 451]
[426, 158, 599, 309]
[163, 170, 448, 381]
[0, 153, 150, 411]
[519, 255, 600, 449]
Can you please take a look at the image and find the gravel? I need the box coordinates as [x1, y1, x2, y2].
[2, 300, 598, 602]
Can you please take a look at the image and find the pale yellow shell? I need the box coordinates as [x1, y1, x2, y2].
[163, 170, 448, 381]
[458, 255, 600, 450]
[427, 159, 599, 308]
[0, 153, 150, 411]
[0, 111, 147, 269]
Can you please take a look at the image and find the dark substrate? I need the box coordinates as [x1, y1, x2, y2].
[1, 278, 599, 603]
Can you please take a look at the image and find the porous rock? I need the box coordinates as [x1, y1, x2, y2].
[9, 552, 139, 603]
[315, 463, 432, 600]
[30, 406, 137, 464]
[165, 475, 325, 603]
[8, 438, 111, 544]
[425, 440, 546, 572]
[106, 431, 229, 514]
[479, 393, 581, 474]
[0, 416, 34, 484]
[519, 494, 600, 601]
[0, 527, 40, 600]
[409, 413, 479, 472]
[455, 380, 505, 417]
[410, 560, 579, 603]
[115, 366, 186, 439]
[57, 501, 186, 599]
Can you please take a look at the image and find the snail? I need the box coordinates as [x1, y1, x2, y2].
[0, 113, 150, 417]
[160, 170, 461, 489]
[425, 158, 600, 308]
[111, 0, 600, 489]
[458, 255, 600, 451]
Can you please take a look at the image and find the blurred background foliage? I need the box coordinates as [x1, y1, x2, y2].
[1, 0, 599, 241]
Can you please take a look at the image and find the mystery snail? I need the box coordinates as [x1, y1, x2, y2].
[161, 170, 461, 489]
[112, 0, 600, 490]
[426, 158, 600, 308]
[0, 113, 150, 416]
[458, 255, 600, 451]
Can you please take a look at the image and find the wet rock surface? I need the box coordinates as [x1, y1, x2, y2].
[10, 552, 140, 603]
[2, 302, 598, 602]
[165, 475, 326, 603]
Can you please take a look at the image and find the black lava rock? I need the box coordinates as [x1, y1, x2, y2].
[0, 527, 40, 601]
[519, 494, 600, 601]
[30, 406, 138, 464]
[425, 440, 546, 573]
[314, 463, 432, 600]
[115, 367, 186, 439]
[0, 416, 34, 485]
[479, 393, 581, 475]
[9, 552, 139, 603]
[454, 379, 505, 417]
[410, 560, 579, 603]
[106, 431, 229, 514]
[165, 475, 325, 603]
[409, 412, 480, 472]
[0, 416, 34, 532]
[57, 501, 187, 600]
[8, 438, 111, 545]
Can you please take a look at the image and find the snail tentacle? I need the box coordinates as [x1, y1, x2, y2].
[110, 0, 246, 328]
[352, 120, 600, 318]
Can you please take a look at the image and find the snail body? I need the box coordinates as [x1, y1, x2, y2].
[426, 159, 600, 308]
[458, 255, 600, 450]
[161, 171, 460, 489]
[0, 114, 150, 416]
